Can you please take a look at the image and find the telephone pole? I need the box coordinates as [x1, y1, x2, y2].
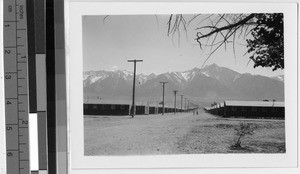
[185, 98, 187, 112]
[173, 90, 178, 114]
[128, 59, 143, 118]
[180, 95, 184, 112]
[160, 82, 168, 115]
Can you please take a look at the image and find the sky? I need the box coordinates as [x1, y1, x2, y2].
[82, 15, 283, 77]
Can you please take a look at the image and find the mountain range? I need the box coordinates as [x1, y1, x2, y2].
[83, 64, 284, 103]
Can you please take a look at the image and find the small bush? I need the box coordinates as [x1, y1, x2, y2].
[230, 122, 258, 149]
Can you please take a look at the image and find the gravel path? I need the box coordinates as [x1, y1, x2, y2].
[84, 111, 285, 156]
[84, 112, 206, 155]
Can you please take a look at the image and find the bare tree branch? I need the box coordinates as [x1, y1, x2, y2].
[197, 14, 255, 40]
[103, 15, 109, 23]
[196, 14, 214, 26]
[154, 15, 159, 29]
[187, 14, 202, 26]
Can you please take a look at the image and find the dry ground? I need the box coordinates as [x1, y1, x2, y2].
[84, 110, 285, 156]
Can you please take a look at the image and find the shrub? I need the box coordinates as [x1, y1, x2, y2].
[231, 122, 257, 149]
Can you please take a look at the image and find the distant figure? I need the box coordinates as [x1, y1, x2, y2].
[196, 111, 198, 115]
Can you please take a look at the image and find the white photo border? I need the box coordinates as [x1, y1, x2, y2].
[66, 0, 298, 172]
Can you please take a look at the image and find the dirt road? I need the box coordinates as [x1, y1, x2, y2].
[84, 111, 285, 155]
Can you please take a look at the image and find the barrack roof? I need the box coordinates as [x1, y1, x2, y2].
[84, 99, 132, 105]
[84, 99, 173, 107]
[224, 100, 284, 107]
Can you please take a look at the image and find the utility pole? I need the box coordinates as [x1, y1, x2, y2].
[160, 82, 168, 115]
[128, 59, 143, 118]
[185, 98, 187, 112]
[180, 95, 184, 112]
[173, 90, 178, 114]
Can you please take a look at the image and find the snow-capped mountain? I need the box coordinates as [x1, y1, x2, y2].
[200, 63, 241, 86]
[83, 70, 155, 87]
[160, 68, 200, 87]
[83, 64, 284, 101]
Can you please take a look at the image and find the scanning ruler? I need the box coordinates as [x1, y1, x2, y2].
[4, 0, 30, 173]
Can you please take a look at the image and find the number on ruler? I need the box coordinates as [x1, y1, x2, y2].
[5, 75, 12, 79]
[6, 126, 13, 131]
[5, 49, 11, 54]
[7, 152, 14, 157]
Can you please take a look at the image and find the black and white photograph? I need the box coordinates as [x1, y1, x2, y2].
[82, 13, 286, 156]
[0, 0, 298, 173]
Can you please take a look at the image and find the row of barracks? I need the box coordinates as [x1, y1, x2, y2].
[83, 99, 188, 116]
[204, 100, 285, 119]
